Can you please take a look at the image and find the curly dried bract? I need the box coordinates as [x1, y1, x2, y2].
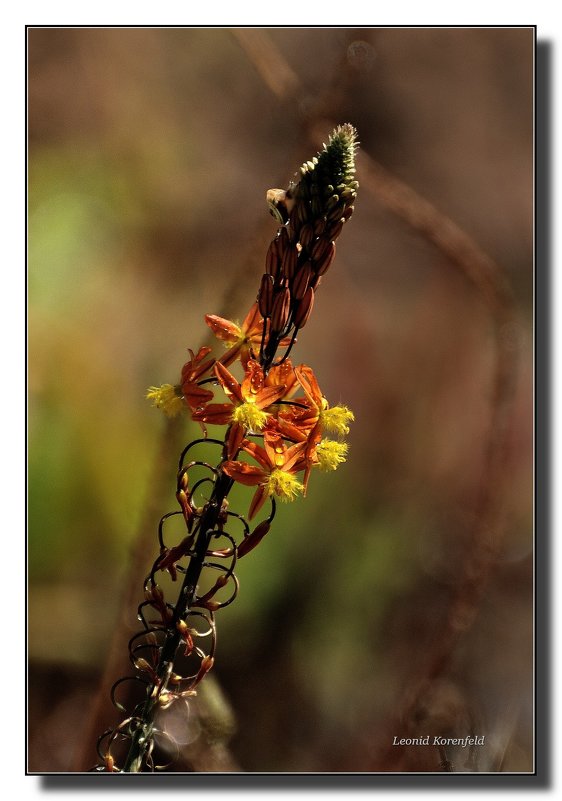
[96, 126, 358, 772]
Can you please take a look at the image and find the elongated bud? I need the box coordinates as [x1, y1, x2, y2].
[265, 239, 280, 277]
[299, 223, 315, 249]
[327, 201, 346, 223]
[147, 584, 164, 604]
[315, 241, 336, 276]
[196, 574, 230, 606]
[134, 657, 152, 673]
[177, 618, 189, 634]
[292, 261, 313, 300]
[177, 470, 189, 492]
[259, 124, 358, 370]
[281, 245, 299, 280]
[295, 199, 310, 227]
[311, 236, 331, 262]
[176, 488, 193, 525]
[294, 286, 315, 329]
[200, 655, 214, 676]
[327, 218, 344, 240]
[271, 287, 291, 331]
[237, 520, 271, 558]
[258, 273, 274, 318]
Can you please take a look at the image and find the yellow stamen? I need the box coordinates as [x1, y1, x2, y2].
[232, 402, 269, 431]
[265, 469, 303, 501]
[320, 405, 355, 436]
[146, 384, 185, 417]
[316, 439, 348, 471]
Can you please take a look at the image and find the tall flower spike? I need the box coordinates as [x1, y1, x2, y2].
[101, 126, 358, 773]
[258, 124, 359, 371]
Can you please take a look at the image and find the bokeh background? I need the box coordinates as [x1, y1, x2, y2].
[28, 26, 533, 773]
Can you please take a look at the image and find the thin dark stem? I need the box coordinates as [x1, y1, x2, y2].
[122, 470, 233, 772]
[271, 327, 299, 368]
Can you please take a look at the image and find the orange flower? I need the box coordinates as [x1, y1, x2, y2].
[205, 303, 292, 368]
[205, 303, 264, 368]
[274, 365, 354, 491]
[294, 365, 354, 437]
[222, 431, 307, 519]
[264, 359, 300, 398]
[192, 360, 288, 457]
[180, 346, 215, 412]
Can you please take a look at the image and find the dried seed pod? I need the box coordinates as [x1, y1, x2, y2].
[314, 241, 336, 276]
[294, 286, 315, 329]
[291, 261, 313, 300]
[258, 273, 274, 318]
[271, 287, 291, 332]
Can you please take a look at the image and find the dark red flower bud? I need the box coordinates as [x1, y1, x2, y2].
[265, 239, 280, 278]
[327, 217, 345, 240]
[315, 241, 336, 276]
[311, 236, 331, 262]
[237, 520, 271, 558]
[299, 223, 314, 249]
[271, 287, 291, 332]
[281, 245, 299, 279]
[291, 261, 312, 300]
[294, 286, 315, 329]
[327, 200, 346, 222]
[258, 274, 274, 318]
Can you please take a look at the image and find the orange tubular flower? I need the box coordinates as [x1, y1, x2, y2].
[264, 360, 300, 398]
[274, 365, 354, 491]
[180, 346, 216, 412]
[222, 432, 307, 519]
[206, 303, 292, 368]
[192, 359, 288, 457]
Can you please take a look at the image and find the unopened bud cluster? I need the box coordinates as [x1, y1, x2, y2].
[259, 124, 359, 370]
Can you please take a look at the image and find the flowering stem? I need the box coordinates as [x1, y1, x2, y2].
[122, 469, 234, 772]
[98, 124, 358, 773]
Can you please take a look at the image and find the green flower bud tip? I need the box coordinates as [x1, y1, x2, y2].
[300, 123, 359, 200]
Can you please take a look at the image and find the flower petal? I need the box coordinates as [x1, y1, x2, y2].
[294, 365, 323, 408]
[214, 362, 244, 403]
[241, 440, 272, 471]
[192, 403, 233, 424]
[182, 383, 214, 410]
[248, 485, 269, 520]
[222, 461, 266, 486]
[240, 303, 263, 337]
[205, 314, 242, 344]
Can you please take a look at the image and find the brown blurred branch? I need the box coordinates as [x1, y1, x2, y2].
[232, 29, 300, 100]
[355, 146, 519, 769]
